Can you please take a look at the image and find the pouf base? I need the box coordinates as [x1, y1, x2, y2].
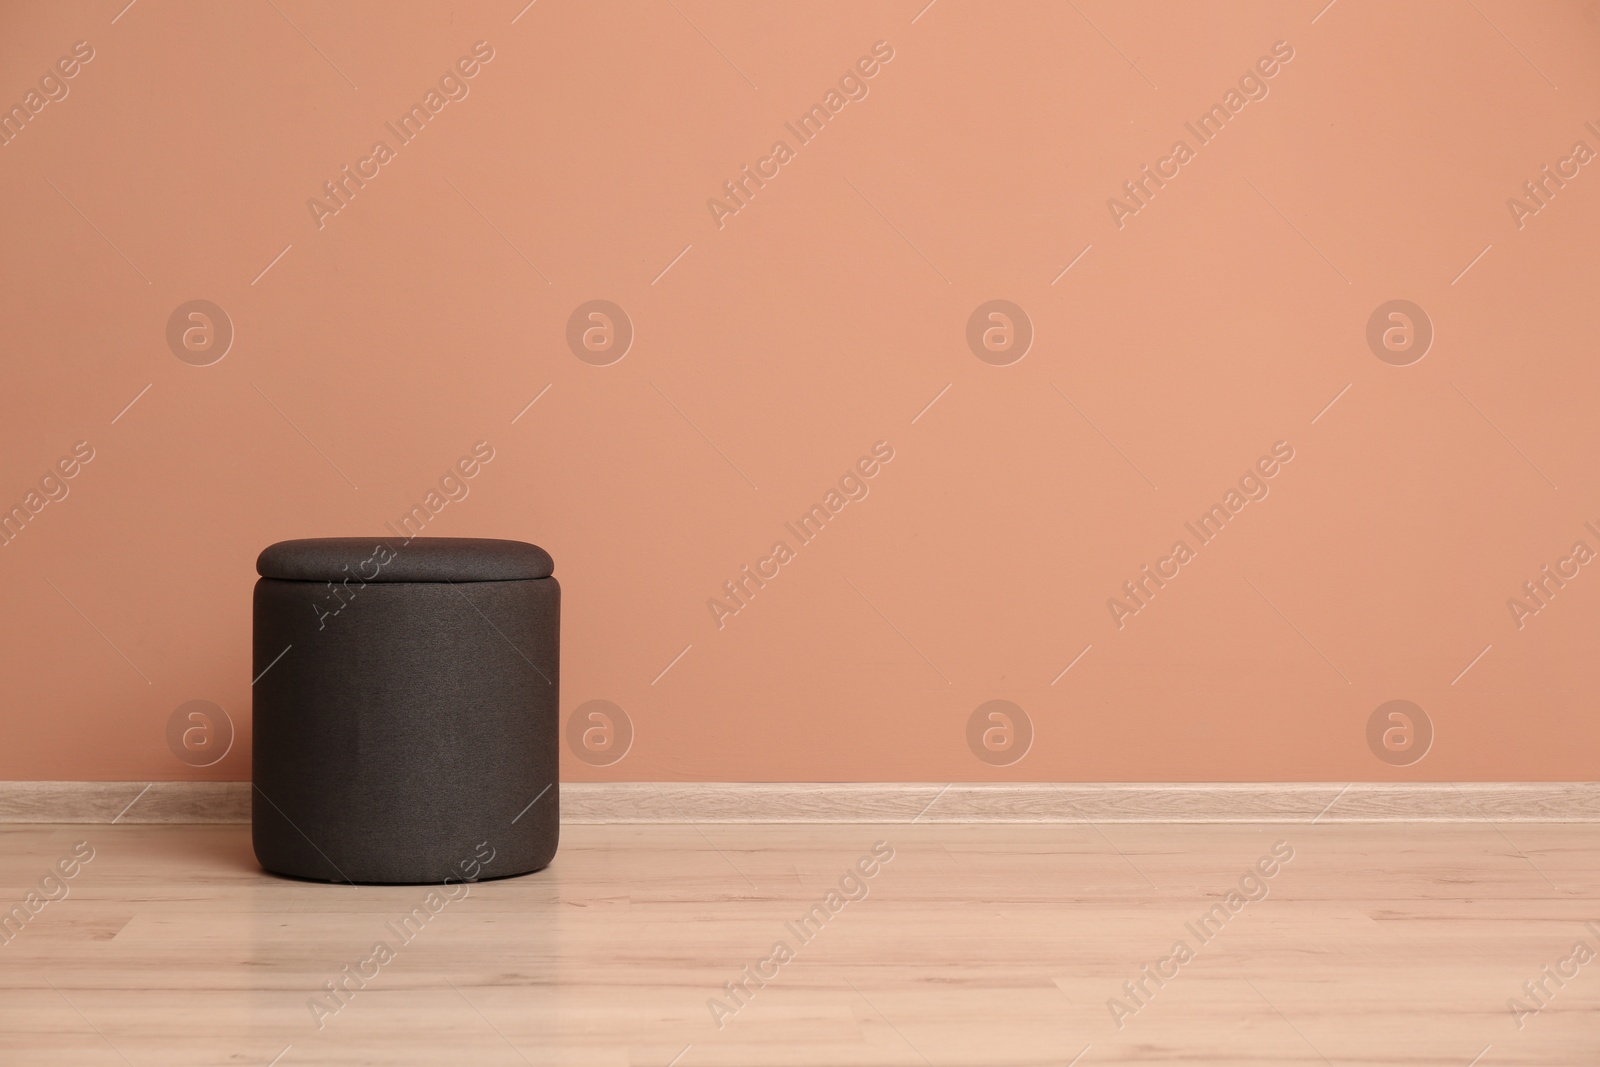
[252, 568, 560, 886]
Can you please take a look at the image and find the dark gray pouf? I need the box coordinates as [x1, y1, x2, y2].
[252, 537, 559, 885]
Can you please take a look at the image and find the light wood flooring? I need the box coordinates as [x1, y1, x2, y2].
[1, 821, 1596, 1065]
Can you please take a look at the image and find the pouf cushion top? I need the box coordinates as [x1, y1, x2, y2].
[257, 537, 553, 583]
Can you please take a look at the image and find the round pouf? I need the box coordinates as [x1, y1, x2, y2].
[252, 537, 559, 885]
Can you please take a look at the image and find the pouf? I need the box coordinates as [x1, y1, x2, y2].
[252, 537, 559, 885]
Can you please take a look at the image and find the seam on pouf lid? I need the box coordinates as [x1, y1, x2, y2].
[256, 537, 554, 582]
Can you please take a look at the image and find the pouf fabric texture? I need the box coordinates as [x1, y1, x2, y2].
[252, 537, 559, 885]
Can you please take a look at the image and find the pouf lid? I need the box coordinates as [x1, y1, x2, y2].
[257, 537, 554, 582]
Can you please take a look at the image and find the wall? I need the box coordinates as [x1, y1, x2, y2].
[2, 1, 1597, 783]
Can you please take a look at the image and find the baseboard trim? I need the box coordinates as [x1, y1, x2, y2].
[0, 782, 251, 824]
[2, 781, 1597, 824]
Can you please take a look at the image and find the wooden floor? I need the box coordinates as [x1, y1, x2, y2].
[1, 821, 1596, 1066]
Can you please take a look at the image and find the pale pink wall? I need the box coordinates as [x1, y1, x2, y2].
[1, 1, 1597, 782]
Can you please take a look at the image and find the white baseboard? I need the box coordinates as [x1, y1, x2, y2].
[1, 781, 1597, 823]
